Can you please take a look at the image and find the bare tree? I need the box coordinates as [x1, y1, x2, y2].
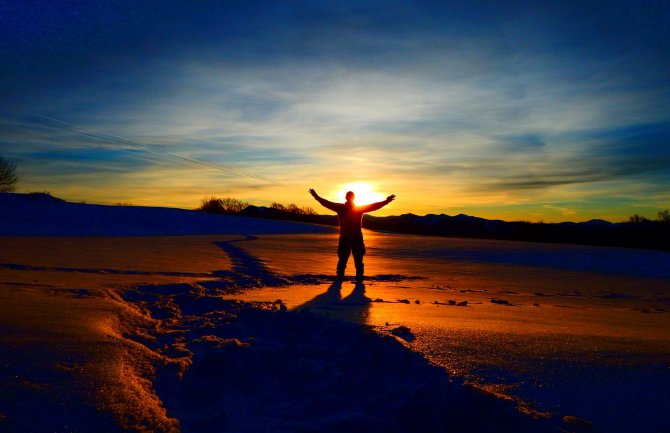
[0, 155, 18, 192]
[198, 196, 250, 214]
[628, 214, 649, 223]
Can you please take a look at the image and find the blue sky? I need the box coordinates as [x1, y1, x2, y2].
[1, 0, 669, 221]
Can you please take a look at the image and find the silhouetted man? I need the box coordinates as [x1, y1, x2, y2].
[309, 188, 395, 281]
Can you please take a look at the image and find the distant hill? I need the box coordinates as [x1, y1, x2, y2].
[0, 193, 335, 236]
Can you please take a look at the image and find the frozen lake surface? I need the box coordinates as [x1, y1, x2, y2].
[2, 230, 669, 432]
[224, 232, 670, 432]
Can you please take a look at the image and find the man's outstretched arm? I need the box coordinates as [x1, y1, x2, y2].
[359, 194, 396, 213]
[309, 188, 342, 212]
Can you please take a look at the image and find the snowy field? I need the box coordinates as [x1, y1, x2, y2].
[1, 193, 669, 432]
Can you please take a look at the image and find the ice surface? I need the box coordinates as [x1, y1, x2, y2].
[222, 233, 670, 433]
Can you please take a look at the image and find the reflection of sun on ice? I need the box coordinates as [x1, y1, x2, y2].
[333, 182, 385, 205]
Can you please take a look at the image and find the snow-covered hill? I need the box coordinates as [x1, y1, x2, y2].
[0, 193, 336, 236]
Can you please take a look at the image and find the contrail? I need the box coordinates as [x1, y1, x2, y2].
[0, 106, 281, 185]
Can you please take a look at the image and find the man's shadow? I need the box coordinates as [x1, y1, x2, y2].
[296, 280, 372, 325]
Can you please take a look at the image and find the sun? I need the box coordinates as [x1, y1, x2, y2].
[332, 182, 385, 205]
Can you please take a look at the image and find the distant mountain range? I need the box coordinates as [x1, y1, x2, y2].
[2, 193, 667, 251]
[239, 206, 670, 251]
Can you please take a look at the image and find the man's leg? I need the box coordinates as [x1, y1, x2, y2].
[351, 237, 366, 281]
[337, 236, 351, 279]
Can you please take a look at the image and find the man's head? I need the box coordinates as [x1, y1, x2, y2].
[345, 191, 355, 203]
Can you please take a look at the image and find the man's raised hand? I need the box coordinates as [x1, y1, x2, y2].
[309, 188, 318, 198]
[387, 194, 396, 202]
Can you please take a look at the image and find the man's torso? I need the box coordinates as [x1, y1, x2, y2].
[336, 204, 364, 237]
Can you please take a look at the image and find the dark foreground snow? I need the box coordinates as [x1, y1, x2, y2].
[121, 282, 558, 433]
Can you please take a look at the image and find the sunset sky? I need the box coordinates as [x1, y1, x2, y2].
[1, 1, 669, 222]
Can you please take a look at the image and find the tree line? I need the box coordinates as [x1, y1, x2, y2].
[198, 196, 317, 216]
[629, 210, 670, 223]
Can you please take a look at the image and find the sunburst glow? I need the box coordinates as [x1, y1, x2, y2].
[332, 182, 385, 205]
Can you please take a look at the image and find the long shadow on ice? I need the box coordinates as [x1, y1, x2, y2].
[125, 283, 558, 433]
[296, 280, 372, 325]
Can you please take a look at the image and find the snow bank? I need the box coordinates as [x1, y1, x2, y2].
[0, 193, 335, 236]
[0, 285, 180, 433]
